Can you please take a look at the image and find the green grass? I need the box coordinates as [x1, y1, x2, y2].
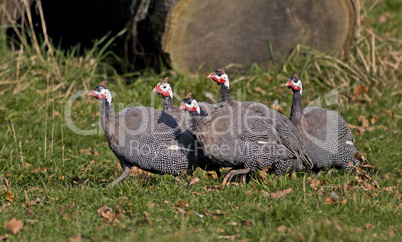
[0, 0, 401, 241]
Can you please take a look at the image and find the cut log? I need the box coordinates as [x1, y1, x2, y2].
[161, 0, 355, 74]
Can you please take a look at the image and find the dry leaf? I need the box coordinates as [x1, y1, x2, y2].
[365, 223, 374, 231]
[277, 225, 287, 232]
[4, 218, 23, 235]
[4, 191, 14, 203]
[388, 229, 396, 238]
[217, 234, 240, 240]
[379, 12, 390, 23]
[358, 115, 369, 129]
[203, 185, 220, 192]
[0, 234, 9, 241]
[205, 171, 218, 180]
[187, 177, 200, 188]
[385, 110, 394, 117]
[353, 83, 369, 99]
[241, 219, 252, 227]
[308, 177, 321, 191]
[143, 211, 152, 225]
[175, 199, 190, 209]
[97, 205, 117, 223]
[370, 115, 377, 124]
[69, 234, 82, 242]
[28, 197, 42, 206]
[325, 197, 335, 204]
[254, 87, 266, 95]
[264, 188, 293, 199]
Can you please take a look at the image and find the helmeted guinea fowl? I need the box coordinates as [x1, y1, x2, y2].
[86, 81, 210, 187]
[179, 93, 311, 185]
[152, 78, 221, 177]
[285, 73, 366, 170]
[207, 67, 313, 172]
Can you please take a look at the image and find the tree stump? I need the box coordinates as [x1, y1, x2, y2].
[160, 0, 355, 74]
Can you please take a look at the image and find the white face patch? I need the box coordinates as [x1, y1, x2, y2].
[293, 79, 303, 95]
[95, 87, 112, 105]
[191, 99, 200, 114]
[161, 83, 173, 99]
[222, 74, 230, 88]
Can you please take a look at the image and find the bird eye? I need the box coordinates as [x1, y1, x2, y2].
[162, 86, 166, 88]
[187, 101, 192, 105]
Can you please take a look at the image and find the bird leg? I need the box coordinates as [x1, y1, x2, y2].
[107, 165, 131, 189]
[222, 168, 251, 187]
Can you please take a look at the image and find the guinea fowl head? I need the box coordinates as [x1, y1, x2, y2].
[87, 81, 112, 104]
[207, 67, 230, 88]
[285, 73, 303, 95]
[179, 93, 200, 113]
[152, 77, 173, 98]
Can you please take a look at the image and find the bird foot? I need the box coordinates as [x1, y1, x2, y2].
[222, 168, 251, 187]
[106, 166, 131, 189]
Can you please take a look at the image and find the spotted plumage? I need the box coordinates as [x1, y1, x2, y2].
[87, 82, 207, 187]
[207, 68, 313, 173]
[285, 73, 365, 170]
[152, 81, 221, 177]
[180, 94, 311, 185]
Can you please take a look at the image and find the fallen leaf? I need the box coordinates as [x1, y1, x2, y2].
[254, 87, 266, 95]
[379, 12, 390, 23]
[308, 177, 321, 191]
[4, 218, 23, 234]
[277, 225, 287, 232]
[325, 197, 335, 204]
[263, 188, 293, 199]
[387, 230, 395, 238]
[187, 177, 200, 188]
[353, 83, 369, 99]
[365, 223, 374, 231]
[358, 115, 369, 129]
[4, 191, 14, 203]
[203, 185, 221, 192]
[259, 167, 270, 180]
[0, 234, 9, 241]
[213, 210, 228, 217]
[241, 219, 252, 227]
[97, 205, 117, 223]
[218, 232, 240, 241]
[28, 197, 42, 206]
[214, 227, 225, 233]
[205, 171, 218, 180]
[370, 115, 377, 124]
[217, 234, 240, 240]
[384, 186, 394, 192]
[69, 234, 82, 242]
[143, 211, 152, 225]
[175, 199, 190, 210]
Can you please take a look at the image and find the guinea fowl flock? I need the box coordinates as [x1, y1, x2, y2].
[87, 69, 368, 188]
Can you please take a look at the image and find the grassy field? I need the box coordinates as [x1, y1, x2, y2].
[0, 0, 401, 241]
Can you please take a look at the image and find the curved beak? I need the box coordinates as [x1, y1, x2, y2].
[86, 90, 96, 96]
[207, 73, 214, 79]
[285, 80, 292, 87]
[179, 103, 186, 110]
